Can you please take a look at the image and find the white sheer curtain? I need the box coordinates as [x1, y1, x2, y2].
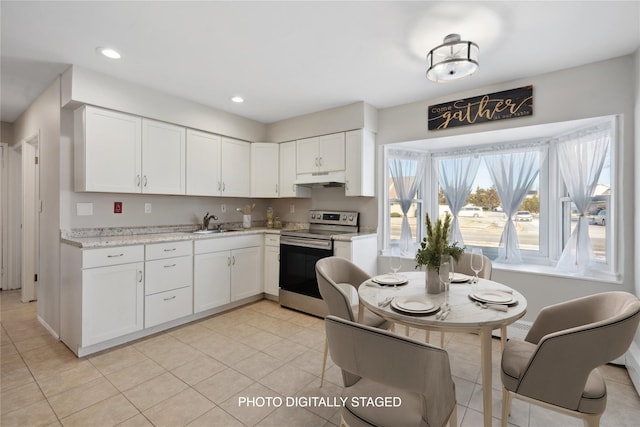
[484, 150, 541, 263]
[389, 150, 426, 253]
[438, 157, 481, 245]
[556, 125, 611, 272]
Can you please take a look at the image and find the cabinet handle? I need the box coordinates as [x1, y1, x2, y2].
[137, 271, 143, 282]
[227, 256, 231, 266]
[275, 184, 278, 193]
[163, 295, 176, 301]
[136, 175, 141, 187]
[292, 184, 296, 192]
[315, 157, 319, 166]
[163, 248, 176, 252]
[232, 256, 236, 265]
[143, 176, 148, 187]
[218, 181, 221, 191]
[107, 253, 124, 258]
[163, 263, 176, 268]
[319, 157, 323, 166]
[345, 179, 349, 190]
[222, 182, 226, 191]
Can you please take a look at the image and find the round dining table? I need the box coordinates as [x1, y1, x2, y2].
[358, 271, 527, 427]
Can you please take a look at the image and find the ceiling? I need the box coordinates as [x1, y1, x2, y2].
[1, 1, 639, 125]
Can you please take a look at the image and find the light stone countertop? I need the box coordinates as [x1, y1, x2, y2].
[61, 226, 377, 249]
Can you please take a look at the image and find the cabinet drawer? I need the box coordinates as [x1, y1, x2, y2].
[145, 256, 192, 295]
[264, 234, 280, 247]
[146, 241, 192, 260]
[195, 234, 262, 254]
[145, 286, 192, 328]
[82, 245, 144, 269]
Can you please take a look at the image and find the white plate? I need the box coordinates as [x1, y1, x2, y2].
[451, 273, 472, 283]
[391, 296, 438, 314]
[471, 290, 515, 304]
[372, 274, 408, 286]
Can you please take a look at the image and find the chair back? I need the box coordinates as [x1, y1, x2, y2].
[315, 257, 370, 322]
[325, 315, 456, 427]
[455, 252, 492, 279]
[518, 291, 640, 410]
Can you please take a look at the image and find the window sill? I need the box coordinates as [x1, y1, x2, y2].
[492, 262, 622, 285]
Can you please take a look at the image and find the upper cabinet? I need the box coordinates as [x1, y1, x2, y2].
[186, 132, 250, 197]
[251, 143, 279, 198]
[75, 106, 186, 195]
[74, 106, 142, 193]
[141, 119, 186, 195]
[345, 129, 375, 197]
[296, 133, 345, 174]
[186, 129, 222, 196]
[278, 141, 310, 198]
[221, 137, 251, 197]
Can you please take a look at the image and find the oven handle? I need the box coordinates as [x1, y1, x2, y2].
[280, 236, 333, 251]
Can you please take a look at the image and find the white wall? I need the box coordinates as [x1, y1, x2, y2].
[12, 78, 61, 334]
[377, 55, 637, 322]
[631, 48, 640, 392]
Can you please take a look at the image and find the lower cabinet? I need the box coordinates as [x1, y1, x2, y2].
[264, 235, 280, 297]
[193, 235, 263, 313]
[145, 286, 193, 328]
[82, 262, 144, 347]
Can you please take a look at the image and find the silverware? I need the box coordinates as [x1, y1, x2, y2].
[475, 301, 508, 311]
[439, 309, 450, 320]
[378, 296, 393, 307]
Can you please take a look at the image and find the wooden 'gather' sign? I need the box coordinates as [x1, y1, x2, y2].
[428, 86, 533, 130]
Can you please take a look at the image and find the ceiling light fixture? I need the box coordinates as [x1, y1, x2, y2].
[96, 47, 121, 59]
[426, 34, 478, 83]
[231, 96, 244, 103]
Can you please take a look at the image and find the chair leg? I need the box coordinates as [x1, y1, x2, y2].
[501, 388, 512, 427]
[320, 338, 328, 387]
[449, 403, 458, 427]
[500, 326, 507, 352]
[582, 413, 602, 427]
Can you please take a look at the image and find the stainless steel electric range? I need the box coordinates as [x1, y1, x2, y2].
[279, 210, 359, 317]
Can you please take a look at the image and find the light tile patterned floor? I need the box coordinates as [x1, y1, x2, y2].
[2, 289, 640, 426]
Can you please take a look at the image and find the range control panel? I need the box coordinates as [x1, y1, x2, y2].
[308, 210, 358, 227]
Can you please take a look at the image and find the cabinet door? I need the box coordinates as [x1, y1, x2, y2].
[78, 106, 142, 193]
[221, 137, 251, 197]
[345, 129, 375, 196]
[141, 119, 186, 195]
[82, 262, 144, 346]
[186, 129, 222, 196]
[318, 133, 345, 172]
[264, 245, 280, 297]
[279, 141, 310, 198]
[193, 251, 231, 313]
[251, 143, 279, 197]
[296, 137, 320, 174]
[231, 246, 262, 301]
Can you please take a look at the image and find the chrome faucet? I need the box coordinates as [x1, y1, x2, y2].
[202, 212, 218, 230]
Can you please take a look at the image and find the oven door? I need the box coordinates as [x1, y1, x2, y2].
[279, 236, 332, 299]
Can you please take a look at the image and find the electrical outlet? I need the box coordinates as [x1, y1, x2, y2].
[114, 202, 123, 214]
[290, 204, 295, 214]
[221, 204, 226, 213]
[144, 203, 152, 213]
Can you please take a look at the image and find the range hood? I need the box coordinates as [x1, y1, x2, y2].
[294, 171, 346, 187]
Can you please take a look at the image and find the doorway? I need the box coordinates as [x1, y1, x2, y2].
[0, 143, 8, 291]
[13, 134, 39, 302]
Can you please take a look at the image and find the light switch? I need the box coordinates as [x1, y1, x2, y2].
[145, 203, 152, 213]
[221, 204, 226, 213]
[76, 203, 93, 216]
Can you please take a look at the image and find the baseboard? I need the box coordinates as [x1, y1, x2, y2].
[626, 341, 640, 396]
[37, 314, 60, 340]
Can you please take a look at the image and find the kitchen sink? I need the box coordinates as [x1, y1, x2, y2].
[191, 229, 228, 234]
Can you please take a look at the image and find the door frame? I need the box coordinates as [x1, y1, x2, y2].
[0, 143, 8, 290]
[16, 133, 39, 302]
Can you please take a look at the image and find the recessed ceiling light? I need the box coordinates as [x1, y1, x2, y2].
[231, 96, 244, 103]
[96, 47, 121, 59]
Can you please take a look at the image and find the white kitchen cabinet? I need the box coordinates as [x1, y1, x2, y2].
[221, 137, 251, 197]
[61, 244, 145, 355]
[296, 133, 345, 174]
[74, 105, 186, 195]
[141, 119, 186, 195]
[278, 141, 310, 198]
[186, 129, 222, 196]
[74, 105, 142, 193]
[193, 235, 262, 313]
[251, 143, 279, 197]
[333, 235, 378, 276]
[345, 129, 375, 197]
[264, 234, 280, 298]
[144, 241, 193, 327]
